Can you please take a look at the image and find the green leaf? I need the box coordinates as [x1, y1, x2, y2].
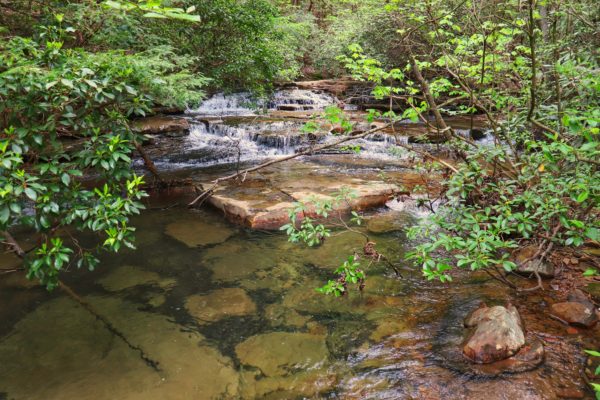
[576, 191, 589, 203]
[583, 269, 598, 277]
[60, 79, 74, 89]
[0, 206, 9, 224]
[61, 173, 70, 186]
[585, 350, 600, 357]
[24, 187, 37, 201]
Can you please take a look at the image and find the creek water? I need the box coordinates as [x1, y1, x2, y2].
[0, 90, 597, 399]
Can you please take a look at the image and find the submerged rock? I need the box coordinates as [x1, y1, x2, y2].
[264, 303, 311, 328]
[165, 218, 234, 247]
[513, 245, 555, 278]
[239, 368, 337, 399]
[235, 332, 328, 377]
[185, 288, 256, 324]
[584, 283, 600, 303]
[366, 211, 414, 234]
[463, 304, 525, 363]
[0, 296, 240, 400]
[202, 240, 279, 282]
[98, 265, 176, 292]
[369, 319, 410, 342]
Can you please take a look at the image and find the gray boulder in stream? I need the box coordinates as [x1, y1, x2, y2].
[462, 303, 525, 364]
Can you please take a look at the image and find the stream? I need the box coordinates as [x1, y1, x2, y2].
[0, 89, 597, 399]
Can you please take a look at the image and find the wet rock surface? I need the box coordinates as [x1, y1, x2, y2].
[366, 210, 414, 234]
[463, 304, 526, 363]
[132, 115, 190, 136]
[551, 299, 598, 328]
[98, 265, 176, 292]
[165, 217, 234, 247]
[235, 331, 329, 377]
[185, 288, 256, 324]
[196, 159, 411, 230]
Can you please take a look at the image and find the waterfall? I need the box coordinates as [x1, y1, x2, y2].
[187, 89, 339, 116]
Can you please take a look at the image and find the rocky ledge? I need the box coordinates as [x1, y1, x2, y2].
[194, 158, 426, 230]
[132, 115, 190, 137]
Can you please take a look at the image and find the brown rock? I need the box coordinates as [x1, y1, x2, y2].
[235, 332, 329, 377]
[131, 116, 190, 136]
[185, 288, 256, 324]
[472, 339, 545, 375]
[556, 388, 586, 399]
[463, 304, 525, 363]
[550, 301, 598, 328]
[566, 326, 579, 335]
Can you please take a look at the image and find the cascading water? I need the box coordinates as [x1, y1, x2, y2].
[187, 89, 339, 116]
[157, 89, 495, 169]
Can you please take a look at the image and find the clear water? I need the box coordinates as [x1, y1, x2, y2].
[0, 204, 595, 399]
[0, 99, 596, 399]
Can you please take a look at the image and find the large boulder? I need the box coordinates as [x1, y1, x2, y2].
[463, 304, 525, 363]
[512, 245, 555, 278]
[550, 290, 598, 328]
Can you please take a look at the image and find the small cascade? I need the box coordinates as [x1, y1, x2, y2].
[187, 89, 338, 117]
[268, 89, 338, 111]
[187, 92, 263, 116]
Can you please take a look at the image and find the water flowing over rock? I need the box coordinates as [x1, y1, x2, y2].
[462, 304, 526, 363]
[235, 332, 329, 377]
[187, 89, 338, 117]
[185, 288, 256, 324]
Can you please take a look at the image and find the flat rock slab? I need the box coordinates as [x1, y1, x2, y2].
[98, 265, 176, 292]
[235, 331, 329, 377]
[165, 218, 234, 247]
[197, 160, 409, 230]
[185, 288, 256, 324]
[132, 115, 190, 136]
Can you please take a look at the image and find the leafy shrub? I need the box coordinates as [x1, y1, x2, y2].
[0, 18, 205, 289]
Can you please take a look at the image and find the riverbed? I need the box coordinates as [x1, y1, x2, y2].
[0, 90, 598, 399]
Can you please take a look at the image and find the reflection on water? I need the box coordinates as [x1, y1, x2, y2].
[0, 206, 596, 399]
